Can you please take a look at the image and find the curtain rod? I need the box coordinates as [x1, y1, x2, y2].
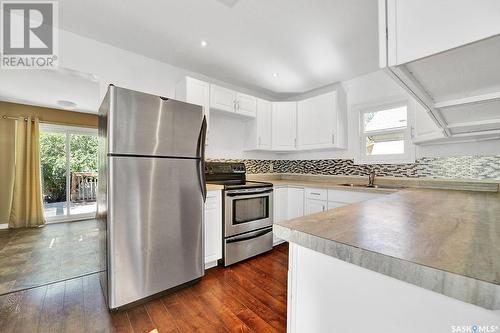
[1, 115, 96, 128]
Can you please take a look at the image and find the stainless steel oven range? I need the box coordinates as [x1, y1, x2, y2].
[205, 162, 273, 266]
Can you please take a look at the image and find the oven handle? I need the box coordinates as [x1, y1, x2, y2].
[226, 228, 272, 243]
[226, 189, 273, 197]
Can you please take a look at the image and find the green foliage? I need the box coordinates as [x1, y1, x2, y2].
[40, 132, 98, 203]
[70, 134, 98, 173]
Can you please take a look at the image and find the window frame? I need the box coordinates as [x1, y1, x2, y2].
[355, 99, 415, 165]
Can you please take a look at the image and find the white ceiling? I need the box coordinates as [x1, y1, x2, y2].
[59, 0, 379, 96]
[0, 68, 100, 113]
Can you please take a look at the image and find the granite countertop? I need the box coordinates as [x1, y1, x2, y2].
[262, 179, 398, 194]
[274, 188, 500, 310]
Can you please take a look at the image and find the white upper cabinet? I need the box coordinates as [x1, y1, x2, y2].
[272, 102, 297, 151]
[379, 0, 500, 144]
[297, 90, 347, 150]
[244, 99, 272, 150]
[236, 92, 257, 117]
[412, 102, 446, 144]
[381, 0, 500, 66]
[210, 84, 236, 113]
[210, 85, 257, 119]
[175, 77, 210, 143]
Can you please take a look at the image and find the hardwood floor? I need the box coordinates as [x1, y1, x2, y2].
[0, 243, 288, 333]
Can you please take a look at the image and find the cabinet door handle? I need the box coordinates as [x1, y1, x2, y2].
[294, 138, 297, 147]
[322, 205, 325, 212]
[258, 137, 261, 146]
[310, 192, 321, 196]
[331, 134, 335, 144]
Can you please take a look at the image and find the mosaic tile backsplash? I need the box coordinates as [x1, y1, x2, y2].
[207, 155, 500, 180]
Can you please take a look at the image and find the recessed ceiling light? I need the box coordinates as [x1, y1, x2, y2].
[200, 40, 208, 47]
[272, 73, 279, 78]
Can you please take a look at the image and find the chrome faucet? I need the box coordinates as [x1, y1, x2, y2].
[368, 170, 376, 187]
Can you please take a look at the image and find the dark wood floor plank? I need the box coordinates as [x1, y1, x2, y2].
[176, 290, 230, 332]
[198, 272, 247, 314]
[236, 308, 279, 333]
[62, 277, 85, 333]
[247, 255, 288, 286]
[236, 262, 287, 302]
[161, 294, 213, 333]
[110, 311, 133, 333]
[198, 292, 251, 333]
[144, 299, 180, 333]
[213, 270, 286, 332]
[223, 268, 287, 322]
[38, 281, 65, 333]
[266, 247, 289, 266]
[127, 305, 155, 333]
[188, 276, 277, 332]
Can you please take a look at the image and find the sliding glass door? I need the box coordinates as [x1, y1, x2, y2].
[40, 125, 98, 222]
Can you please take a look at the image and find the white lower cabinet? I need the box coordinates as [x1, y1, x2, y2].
[305, 198, 327, 215]
[287, 187, 305, 219]
[273, 185, 388, 246]
[273, 187, 289, 245]
[204, 190, 222, 269]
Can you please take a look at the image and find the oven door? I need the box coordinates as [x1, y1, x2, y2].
[224, 188, 273, 237]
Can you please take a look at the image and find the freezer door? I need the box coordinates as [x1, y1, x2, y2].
[108, 86, 203, 158]
[107, 156, 203, 309]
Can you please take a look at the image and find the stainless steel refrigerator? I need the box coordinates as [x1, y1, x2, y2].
[97, 85, 206, 310]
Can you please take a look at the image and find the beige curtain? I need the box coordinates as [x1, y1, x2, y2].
[0, 119, 16, 225]
[8, 117, 45, 228]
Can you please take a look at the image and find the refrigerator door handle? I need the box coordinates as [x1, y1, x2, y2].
[197, 116, 207, 202]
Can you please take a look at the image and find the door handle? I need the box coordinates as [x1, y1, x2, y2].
[226, 228, 272, 243]
[197, 116, 207, 202]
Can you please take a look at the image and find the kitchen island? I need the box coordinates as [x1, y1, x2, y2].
[275, 188, 500, 332]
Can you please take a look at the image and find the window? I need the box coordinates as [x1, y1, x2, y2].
[357, 100, 414, 164]
[40, 124, 98, 222]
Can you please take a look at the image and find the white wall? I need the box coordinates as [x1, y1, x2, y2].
[0, 28, 275, 159]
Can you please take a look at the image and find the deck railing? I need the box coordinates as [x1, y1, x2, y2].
[71, 172, 98, 202]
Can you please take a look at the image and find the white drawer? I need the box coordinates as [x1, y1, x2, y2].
[327, 189, 385, 203]
[305, 188, 328, 201]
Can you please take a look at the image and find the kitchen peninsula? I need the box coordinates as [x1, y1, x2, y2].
[274, 185, 500, 332]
